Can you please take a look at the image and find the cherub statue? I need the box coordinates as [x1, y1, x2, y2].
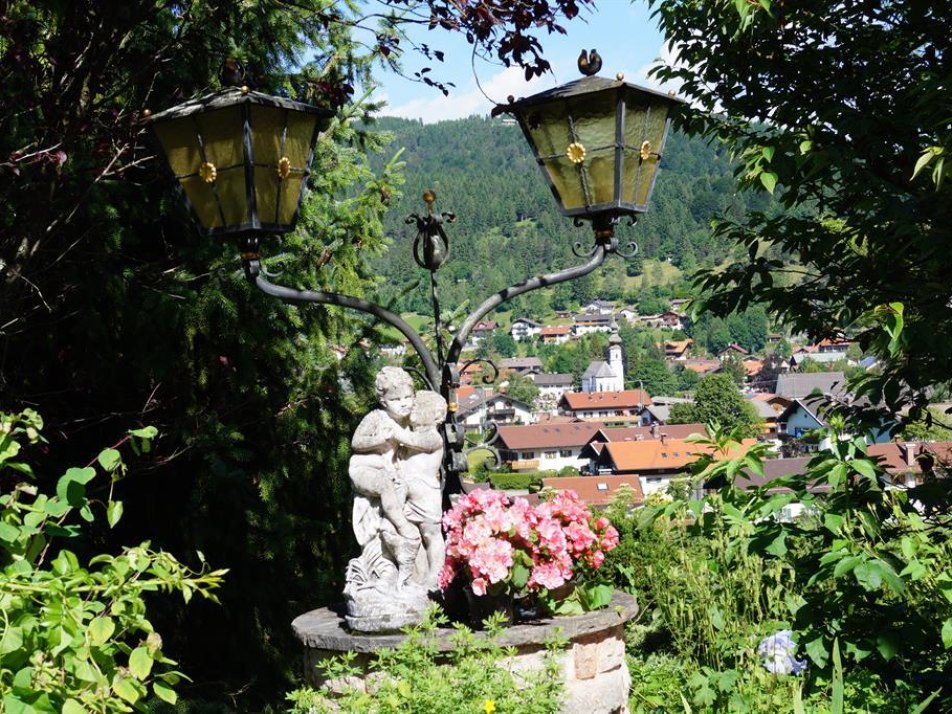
[343, 367, 445, 631]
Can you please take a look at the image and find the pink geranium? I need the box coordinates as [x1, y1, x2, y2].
[440, 489, 620, 603]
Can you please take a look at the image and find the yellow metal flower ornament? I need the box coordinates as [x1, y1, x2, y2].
[640, 140, 652, 162]
[277, 156, 292, 181]
[198, 161, 217, 184]
[566, 142, 587, 164]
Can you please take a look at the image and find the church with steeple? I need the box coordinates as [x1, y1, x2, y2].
[580, 323, 625, 392]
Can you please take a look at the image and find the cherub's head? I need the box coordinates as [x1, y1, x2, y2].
[410, 391, 448, 429]
[375, 367, 415, 421]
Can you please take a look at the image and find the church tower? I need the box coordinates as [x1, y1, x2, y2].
[607, 322, 625, 391]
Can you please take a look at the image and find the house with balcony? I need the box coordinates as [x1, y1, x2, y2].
[663, 339, 693, 361]
[573, 313, 614, 336]
[496, 421, 606, 472]
[466, 320, 497, 347]
[500, 356, 543, 375]
[456, 390, 535, 429]
[510, 318, 542, 341]
[559, 389, 652, 423]
[540, 325, 572, 345]
[531, 373, 575, 401]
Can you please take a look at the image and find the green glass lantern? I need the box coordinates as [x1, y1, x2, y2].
[504, 76, 683, 228]
[149, 86, 333, 237]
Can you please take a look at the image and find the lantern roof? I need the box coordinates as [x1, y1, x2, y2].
[504, 75, 686, 111]
[148, 87, 332, 123]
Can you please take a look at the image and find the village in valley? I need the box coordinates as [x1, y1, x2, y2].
[378, 295, 951, 513]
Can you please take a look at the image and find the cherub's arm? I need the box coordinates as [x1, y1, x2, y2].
[392, 426, 443, 453]
[351, 411, 397, 452]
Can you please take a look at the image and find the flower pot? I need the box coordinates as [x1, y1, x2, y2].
[463, 587, 515, 629]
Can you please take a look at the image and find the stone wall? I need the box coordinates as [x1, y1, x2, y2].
[292, 590, 638, 714]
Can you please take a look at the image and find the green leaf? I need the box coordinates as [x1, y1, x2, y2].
[849, 459, 877, 481]
[805, 636, 828, 668]
[97, 448, 121, 473]
[759, 171, 778, 193]
[765, 532, 787, 557]
[153, 681, 178, 705]
[107, 500, 123, 528]
[65, 466, 96, 485]
[0, 521, 21, 543]
[130, 426, 158, 439]
[62, 699, 85, 714]
[112, 675, 143, 704]
[129, 646, 154, 680]
[88, 617, 115, 646]
[941, 619, 952, 649]
[761, 145, 775, 162]
[0, 626, 23, 654]
[876, 631, 900, 661]
[831, 639, 844, 714]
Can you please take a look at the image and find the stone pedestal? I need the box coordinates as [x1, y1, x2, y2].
[291, 590, 638, 714]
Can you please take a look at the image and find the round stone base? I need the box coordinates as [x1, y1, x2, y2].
[291, 590, 638, 714]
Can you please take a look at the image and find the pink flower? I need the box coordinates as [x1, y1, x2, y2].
[470, 576, 489, 596]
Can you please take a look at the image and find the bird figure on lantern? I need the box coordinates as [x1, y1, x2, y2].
[577, 48, 603, 76]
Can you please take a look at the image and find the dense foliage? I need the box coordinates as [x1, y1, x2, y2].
[0, 0, 408, 704]
[0, 410, 225, 712]
[652, 0, 952, 427]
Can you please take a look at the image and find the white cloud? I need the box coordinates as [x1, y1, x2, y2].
[384, 43, 690, 122]
[384, 66, 553, 123]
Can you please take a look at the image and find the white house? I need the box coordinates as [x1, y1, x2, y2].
[456, 390, 535, 429]
[573, 313, 614, 336]
[581, 299, 616, 315]
[531, 373, 575, 401]
[496, 422, 606, 472]
[510, 318, 542, 341]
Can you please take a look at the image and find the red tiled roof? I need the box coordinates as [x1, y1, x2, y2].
[540, 325, 572, 336]
[497, 422, 606, 450]
[601, 438, 757, 472]
[561, 389, 652, 410]
[867, 441, 952, 472]
[591, 424, 708, 443]
[681, 359, 721, 374]
[540, 475, 645, 508]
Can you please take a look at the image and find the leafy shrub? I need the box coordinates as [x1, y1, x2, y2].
[488, 472, 545, 491]
[286, 610, 564, 713]
[0, 410, 226, 712]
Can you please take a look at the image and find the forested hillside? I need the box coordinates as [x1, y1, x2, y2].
[370, 115, 772, 314]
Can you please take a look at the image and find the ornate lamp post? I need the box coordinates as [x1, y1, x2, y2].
[149, 60, 682, 495]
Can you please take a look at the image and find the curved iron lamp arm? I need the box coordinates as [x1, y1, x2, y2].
[445, 238, 611, 366]
[243, 255, 441, 391]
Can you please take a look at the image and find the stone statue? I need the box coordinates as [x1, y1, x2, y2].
[343, 366, 447, 632]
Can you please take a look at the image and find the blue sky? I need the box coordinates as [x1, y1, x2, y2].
[374, 1, 669, 122]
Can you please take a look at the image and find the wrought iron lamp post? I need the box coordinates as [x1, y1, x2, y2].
[149, 61, 682, 494]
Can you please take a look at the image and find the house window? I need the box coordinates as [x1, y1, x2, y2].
[521, 451, 535, 459]
[544, 450, 557, 459]
[560, 450, 572, 458]
[646, 477, 662, 484]
[596, 483, 609, 491]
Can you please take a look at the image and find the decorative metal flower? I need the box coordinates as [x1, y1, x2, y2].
[640, 140, 652, 162]
[277, 156, 292, 180]
[198, 161, 217, 184]
[566, 142, 587, 164]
